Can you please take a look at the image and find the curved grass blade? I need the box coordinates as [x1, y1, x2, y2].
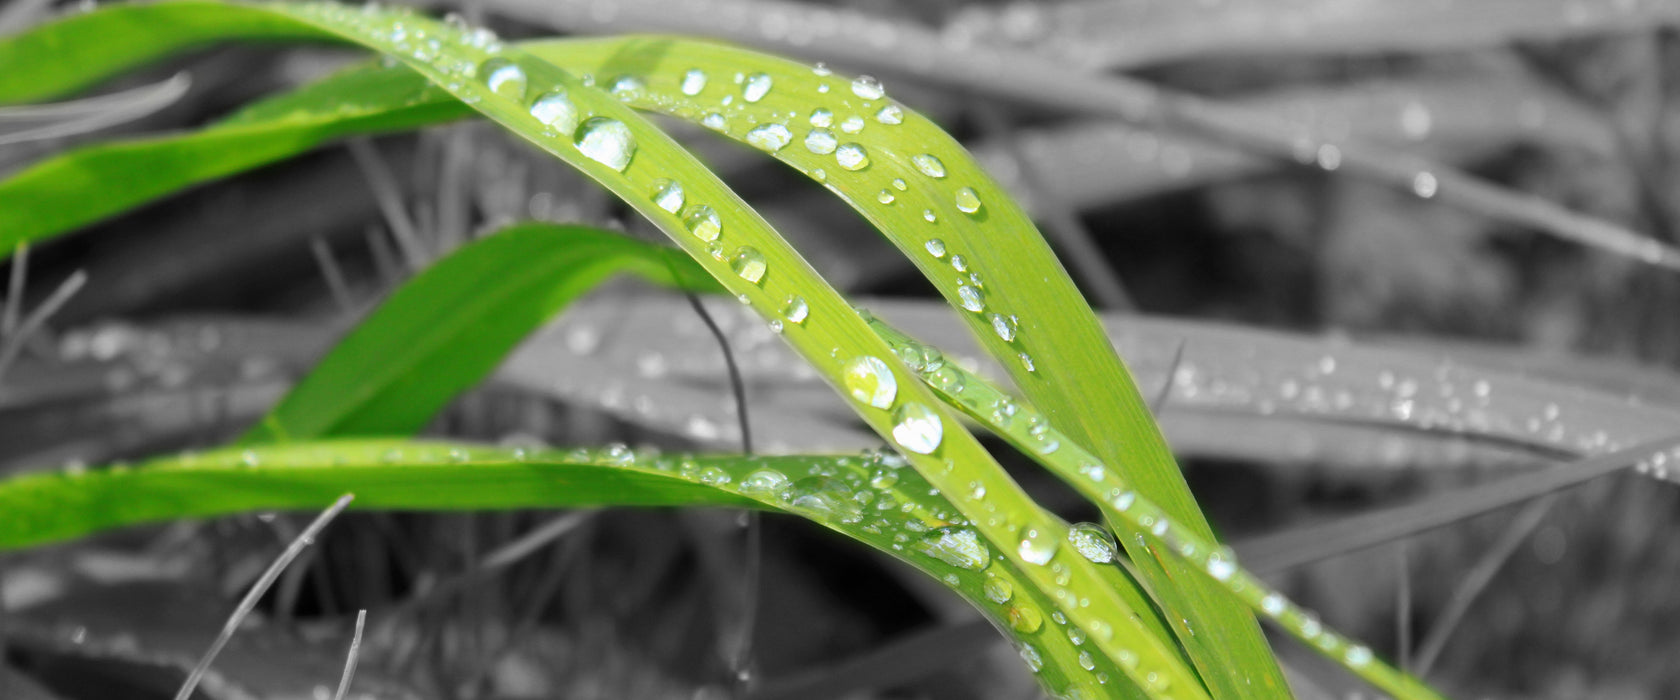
[863, 315, 1445, 700]
[238, 222, 719, 443]
[0, 71, 190, 146]
[0, 3, 1208, 695]
[0, 439, 1128, 698]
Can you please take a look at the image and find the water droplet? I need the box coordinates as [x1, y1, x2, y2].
[1019, 353, 1037, 373]
[1018, 526, 1057, 565]
[730, 246, 767, 284]
[481, 58, 527, 100]
[916, 526, 988, 570]
[574, 117, 635, 171]
[876, 104, 904, 124]
[702, 112, 727, 130]
[650, 178, 684, 213]
[608, 74, 644, 97]
[803, 128, 837, 154]
[1316, 144, 1342, 170]
[1205, 548, 1236, 581]
[983, 574, 1014, 603]
[1077, 651, 1096, 671]
[681, 204, 722, 241]
[742, 72, 773, 102]
[768, 319, 784, 334]
[1345, 645, 1373, 667]
[1009, 605, 1044, 634]
[922, 209, 937, 223]
[892, 178, 908, 191]
[746, 123, 793, 152]
[925, 238, 947, 257]
[912, 154, 947, 178]
[876, 190, 895, 204]
[812, 62, 832, 77]
[809, 108, 833, 128]
[957, 285, 985, 312]
[929, 365, 965, 393]
[789, 476, 862, 522]
[954, 187, 982, 214]
[836, 143, 869, 170]
[851, 75, 885, 100]
[990, 313, 1018, 342]
[892, 402, 943, 454]
[698, 466, 732, 486]
[1412, 171, 1438, 198]
[739, 468, 791, 500]
[781, 295, 809, 325]
[840, 115, 865, 133]
[1068, 523, 1116, 563]
[680, 68, 707, 95]
[842, 356, 897, 409]
[529, 90, 579, 135]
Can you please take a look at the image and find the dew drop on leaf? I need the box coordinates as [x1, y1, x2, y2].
[1206, 547, 1237, 581]
[1009, 606, 1044, 635]
[1068, 523, 1116, 563]
[915, 526, 987, 570]
[574, 117, 635, 171]
[812, 62, 832, 77]
[892, 178, 908, 191]
[925, 239, 947, 257]
[780, 295, 809, 325]
[742, 72, 773, 102]
[912, 153, 947, 178]
[836, 143, 870, 170]
[650, 178, 684, 213]
[809, 107, 834, 128]
[803, 128, 838, 154]
[877, 190, 895, 204]
[983, 574, 1014, 603]
[876, 104, 904, 124]
[929, 365, 965, 393]
[851, 75, 885, 100]
[702, 112, 727, 130]
[954, 186, 982, 214]
[608, 74, 644, 98]
[1413, 171, 1438, 198]
[681, 204, 722, 242]
[922, 209, 937, 223]
[746, 123, 793, 152]
[739, 468, 791, 500]
[729, 246, 767, 284]
[840, 115, 865, 133]
[480, 58, 526, 100]
[680, 68, 707, 96]
[789, 476, 862, 522]
[1018, 526, 1058, 565]
[892, 402, 943, 454]
[528, 89, 578, 135]
[842, 356, 897, 409]
[957, 284, 985, 312]
[990, 313, 1018, 342]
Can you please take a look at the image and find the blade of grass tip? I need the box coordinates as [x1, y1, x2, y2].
[332, 609, 368, 700]
[0, 269, 85, 387]
[176, 493, 354, 700]
[347, 138, 427, 270]
[1410, 495, 1555, 676]
[1236, 435, 1680, 574]
[0, 72, 190, 146]
[512, 0, 1680, 271]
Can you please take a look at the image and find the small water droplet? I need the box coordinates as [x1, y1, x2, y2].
[803, 127, 837, 154]
[698, 466, 731, 486]
[742, 72, 773, 102]
[1019, 352, 1037, 373]
[877, 190, 895, 204]
[916, 526, 987, 570]
[730, 246, 767, 284]
[680, 68, 707, 96]
[984, 574, 1013, 603]
[1009, 606, 1044, 634]
[789, 476, 862, 522]
[1068, 523, 1116, 563]
[809, 108, 833, 128]
[681, 204, 722, 241]
[746, 123, 793, 152]
[1412, 171, 1438, 198]
[780, 295, 809, 325]
[957, 285, 985, 312]
[812, 62, 832, 77]
[843, 356, 898, 409]
[990, 313, 1018, 342]
[574, 117, 635, 171]
[912, 154, 947, 178]
[608, 74, 644, 97]
[840, 115, 865, 133]
[954, 187, 982, 214]
[876, 104, 904, 124]
[650, 178, 684, 213]
[739, 468, 791, 500]
[922, 209, 937, 223]
[836, 143, 869, 170]
[924, 238, 947, 257]
[851, 75, 885, 100]
[929, 365, 965, 393]
[892, 178, 908, 191]
[1018, 526, 1057, 565]
[892, 402, 943, 454]
[1077, 651, 1096, 671]
[1345, 645, 1373, 667]
[1205, 548, 1236, 581]
[529, 89, 579, 135]
[702, 112, 727, 130]
[481, 58, 527, 100]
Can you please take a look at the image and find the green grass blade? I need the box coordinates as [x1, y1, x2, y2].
[864, 316, 1446, 700]
[0, 439, 1130, 697]
[240, 222, 718, 443]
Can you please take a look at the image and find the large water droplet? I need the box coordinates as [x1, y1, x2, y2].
[912, 154, 947, 178]
[990, 313, 1018, 342]
[892, 402, 943, 454]
[840, 115, 865, 134]
[730, 246, 767, 284]
[876, 104, 904, 124]
[842, 356, 897, 409]
[1068, 523, 1116, 563]
[983, 574, 1013, 603]
[916, 526, 988, 570]
[746, 123, 793, 152]
[742, 72, 773, 102]
[809, 108, 834, 128]
[836, 143, 869, 170]
[954, 187, 982, 214]
[680, 68, 708, 96]
[682, 204, 721, 241]
[739, 468, 791, 500]
[574, 117, 635, 171]
[481, 58, 527, 100]
[781, 295, 809, 325]
[804, 128, 837, 154]
[650, 178, 684, 213]
[1017, 526, 1057, 565]
[529, 89, 578, 135]
[957, 285, 985, 312]
[851, 75, 885, 100]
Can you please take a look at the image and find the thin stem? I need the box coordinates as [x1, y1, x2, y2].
[332, 610, 368, 700]
[1412, 496, 1555, 675]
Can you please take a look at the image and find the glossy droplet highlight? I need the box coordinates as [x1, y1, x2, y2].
[876, 190, 895, 204]
[851, 75, 885, 100]
[1018, 526, 1057, 565]
[574, 117, 635, 172]
[1068, 523, 1116, 563]
[681, 205, 721, 241]
[916, 526, 987, 570]
[912, 153, 947, 178]
[742, 72, 773, 102]
[840, 115, 865, 133]
[608, 74, 644, 97]
[809, 108, 833, 128]
[990, 313, 1018, 342]
[746, 123, 793, 152]
[836, 143, 869, 170]
[780, 295, 809, 325]
[650, 178, 684, 213]
[1008, 605, 1043, 634]
[529, 90, 578, 134]
[876, 104, 904, 124]
[480, 58, 527, 100]
[892, 402, 943, 454]
[803, 128, 837, 154]
[924, 238, 947, 258]
[730, 246, 767, 284]
[1206, 548, 1236, 581]
[702, 112, 727, 130]
[957, 285, 985, 312]
[843, 356, 897, 409]
[954, 187, 982, 214]
[1413, 171, 1438, 198]
[739, 468, 790, 499]
[680, 68, 707, 96]
[983, 574, 1013, 603]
